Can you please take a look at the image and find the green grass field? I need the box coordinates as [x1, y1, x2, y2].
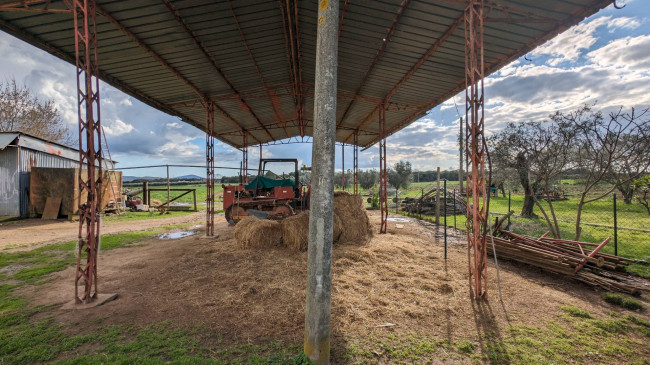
[392, 182, 650, 263]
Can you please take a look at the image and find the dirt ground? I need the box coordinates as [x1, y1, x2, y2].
[0, 211, 204, 251]
[17, 210, 650, 361]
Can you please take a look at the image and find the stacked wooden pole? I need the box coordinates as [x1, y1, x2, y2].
[489, 230, 649, 295]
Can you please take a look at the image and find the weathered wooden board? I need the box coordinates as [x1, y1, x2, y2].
[30, 168, 122, 217]
[42, 196, 62, 219]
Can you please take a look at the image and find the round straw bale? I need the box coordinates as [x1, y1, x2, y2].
[281, 211, 343, 251]
[234, 216, 283, 249]
[334, 194, 372, 245]
[334, 190, 351, 197]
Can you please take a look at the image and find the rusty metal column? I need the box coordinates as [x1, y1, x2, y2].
[341, 143, 345, 189]
[465, 0, 488, 299]
[205, 101, 215, 236]
[73, 0, 102, 304]
[379, 106, 388, 234]
[353, 131, 359, 195]
[304, 0, 338, 363]
[242, 132, 249, 184]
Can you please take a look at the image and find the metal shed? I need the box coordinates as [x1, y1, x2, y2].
[0, 132, 116, 217]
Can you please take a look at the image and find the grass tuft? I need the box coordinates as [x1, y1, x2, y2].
[601, 292, 645, 311]
[561, 305, 592, 319]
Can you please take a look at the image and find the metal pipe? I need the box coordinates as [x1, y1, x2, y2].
[613, 193, 618, 256]
[444, 179, 447, 259]
[304, 0, 338, 363]
[166, 164, 170, 211]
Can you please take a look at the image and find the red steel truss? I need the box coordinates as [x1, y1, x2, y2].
[464, 0, 488, 299]
[341, 143, 345, 189]
[205, 101, 215, 236]
[242, 132, 249, 184]
[353, 131, 359, 195]
[379, 106, 388, 234]
[73, 0, 102, 304]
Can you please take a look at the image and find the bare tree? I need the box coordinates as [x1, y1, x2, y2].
[604, 132, 650, 204]
[489, 122, 542, 218]
[0, 78, 74, 146]
[572, 106, 650, 240]
[526, 115, 577, 238]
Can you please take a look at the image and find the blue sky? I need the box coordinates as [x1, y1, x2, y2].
[1, 1, 649, 178]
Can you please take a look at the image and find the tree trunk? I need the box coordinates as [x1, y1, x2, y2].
[517, 153, 536, 218]
[619, 187, 634, 204]
[499, 183, 506, 198]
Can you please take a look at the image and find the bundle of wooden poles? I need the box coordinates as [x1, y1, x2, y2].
[488, 217, 649, 295]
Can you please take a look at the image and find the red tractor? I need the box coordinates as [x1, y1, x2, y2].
[222, 158, 309, 223]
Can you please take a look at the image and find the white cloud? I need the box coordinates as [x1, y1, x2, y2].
[120, 98, 133, 106]
[532, 17, 608, 65]
[586, 34, 650, 70]
[103, 119, 134, 136]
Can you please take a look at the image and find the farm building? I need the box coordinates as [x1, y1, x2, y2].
[0, 132, 117, 218]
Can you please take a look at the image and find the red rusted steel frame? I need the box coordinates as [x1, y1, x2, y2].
[343, 11, 464, 143]
[205, 101, 215, 236]
[159, 0, 273, 142]
[337, 0, 411, 128]
[73, 0, 101, 304]
[575, 238, 611, 272]
[341, 143, 345, 189]
[337, 0, 349, 38]
[353, 131, 359, 195]
[227, 0, 289, 139]
[293, 0, 305, 137]
[465, 0, 488, 299]
[279, 0, 303, 136]
[379, 106, 388, 234]
[0, 0, 71, 13]
[242, 132, 249, 184]
[360, 0, 611, 148]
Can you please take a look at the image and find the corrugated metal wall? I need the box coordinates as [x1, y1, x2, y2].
[2, 145, 117, 218]
[0, 148, 19, 217]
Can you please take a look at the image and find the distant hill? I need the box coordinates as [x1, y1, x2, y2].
[176, 174, 204, 180]
[123, 175, 159, 182]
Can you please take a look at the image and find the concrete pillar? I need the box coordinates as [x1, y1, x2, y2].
[304, 0, 338, 363]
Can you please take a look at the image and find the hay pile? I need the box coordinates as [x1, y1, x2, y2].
[281, 194, 372, 251]
[333, 194, 372, 245]
[282, 211, 343, 251]
[233, 216, 283, 249]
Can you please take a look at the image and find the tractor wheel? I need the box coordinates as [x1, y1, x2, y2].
[225, 205, 247, 224]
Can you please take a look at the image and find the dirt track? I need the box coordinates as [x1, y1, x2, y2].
[0, 212, 206, 251]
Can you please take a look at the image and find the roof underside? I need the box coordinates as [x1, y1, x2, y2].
[0, 0, 611, 148]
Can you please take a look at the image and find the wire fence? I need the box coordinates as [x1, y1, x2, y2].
[390, 182, 650, 261]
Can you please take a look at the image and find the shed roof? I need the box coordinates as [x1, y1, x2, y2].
[0, 0, 611, 148]
[0, 132, 117, 165]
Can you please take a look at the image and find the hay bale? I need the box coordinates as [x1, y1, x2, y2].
[334, 190, 351, 197]
[282, 211, 343, 251]
[334, 194, 372, 245]
[234, 216, 283, 249]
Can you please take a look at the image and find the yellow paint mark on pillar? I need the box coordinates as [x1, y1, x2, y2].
[319, 0, 328, 10]
[318, 16, 325, 25]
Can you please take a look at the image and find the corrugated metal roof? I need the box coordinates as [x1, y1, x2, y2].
[0, 0, 612, 148]
[0, 133, 18, 150]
